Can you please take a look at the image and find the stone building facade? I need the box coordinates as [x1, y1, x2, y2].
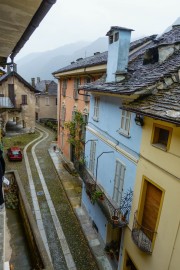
[0, 71, 36, 133]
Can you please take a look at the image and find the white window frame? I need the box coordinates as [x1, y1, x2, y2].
[120, 110, 131, 136]
[93, 97, 100, 121]
[45, 97, 49, 106]
[113, 160, 126, 206]
[89, 141, 96, 175]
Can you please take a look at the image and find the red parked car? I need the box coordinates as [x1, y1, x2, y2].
[7, 147, 23, 161]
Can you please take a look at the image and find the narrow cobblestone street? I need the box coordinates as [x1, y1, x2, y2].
[4, 123, 99, 270]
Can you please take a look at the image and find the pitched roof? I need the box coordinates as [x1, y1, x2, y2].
[52, 35, 156, 74]
[80, 26, 180, 95]
[121, 84, 180, 124]
[35, 80, 57, 95]
[0, 71, 36, 92]
[81, 50, 180, 95]
[154, 25, 180, 47]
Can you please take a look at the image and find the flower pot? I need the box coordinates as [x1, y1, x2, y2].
[111, 215, 119, 224]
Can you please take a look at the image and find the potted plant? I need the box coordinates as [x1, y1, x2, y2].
[111, 210, 119, 224]
[91, 191, 104, 204]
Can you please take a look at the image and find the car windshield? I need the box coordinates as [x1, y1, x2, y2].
[12, 151, 20, 155]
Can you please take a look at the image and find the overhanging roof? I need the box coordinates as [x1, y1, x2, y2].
[0, 0, 56, 66]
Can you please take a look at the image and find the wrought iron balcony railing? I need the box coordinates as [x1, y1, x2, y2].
[131, 211, 156, 254]
[77, 163, 133, 228]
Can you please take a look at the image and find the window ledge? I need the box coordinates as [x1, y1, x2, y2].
[151, 143, 167, 151]
[118, 130, 131, 138]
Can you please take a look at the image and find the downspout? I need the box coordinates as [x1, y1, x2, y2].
[58, 78, 62, 151]
[168, 220, 180, 270]
[78, 67, 94, 97]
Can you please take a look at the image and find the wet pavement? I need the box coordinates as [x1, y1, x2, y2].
[1, 122, 113, 270]
[49, 146, 113, 270]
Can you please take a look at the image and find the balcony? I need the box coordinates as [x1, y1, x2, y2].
[131, 211, 156, 254]
[77, 164, 133, 228]
[9, 104, 22, 112]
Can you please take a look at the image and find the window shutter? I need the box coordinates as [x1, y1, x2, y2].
[61, 106, 66, 127]
[113, 160, 125, 205]
[120, 110, 131, 135]
[89, 141, 96, 175]
[8, 84, 15, 105]
[62, 79, 67, 97]
[73, 78, 79, 100]
[93, 97, 99, 120]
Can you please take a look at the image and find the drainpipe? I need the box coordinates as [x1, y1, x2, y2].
[95, 151, 114, 187]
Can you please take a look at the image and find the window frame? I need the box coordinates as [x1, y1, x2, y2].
[151, 123, 172, 151]
[93, 96, 100, 121]
[119, 110, 131, 137]
[137, 176, 165, 249]
[22, 94, 27, 105]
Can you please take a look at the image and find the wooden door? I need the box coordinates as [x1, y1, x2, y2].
[142, 181, 162, 240]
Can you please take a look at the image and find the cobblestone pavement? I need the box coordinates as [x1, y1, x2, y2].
[33, 125, 99, 270]
[5, 123, 99, 270]
[3, 122, 113, 270]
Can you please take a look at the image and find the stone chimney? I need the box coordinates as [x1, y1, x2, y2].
[31, 78, 35, 88]
[45, 82, 49, 93]
[106, 26, 134, 82]
[37, 77, 41, 83]
[13, 63, 17, 73]
[7, 65, 11, 74]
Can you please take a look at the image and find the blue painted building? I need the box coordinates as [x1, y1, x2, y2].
[78, 26, 154, 269]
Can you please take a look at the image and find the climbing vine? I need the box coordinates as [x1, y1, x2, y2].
[64, 111, 86, 163]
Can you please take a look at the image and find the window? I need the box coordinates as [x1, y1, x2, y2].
[132, 178, 164, 253]
[113, 160, 126, 206]
[151, 124, 172, 151]
[61, 105, 66, 127]
[8, 84, 15, 105]
[22, 95, 27, 105]
[81, 109, 89, 141]
[73, 78, 80, 100]
[93, 97, 100, 121]
[120, 110, 131, 136]
[62, 79, 67, 97]
[114, 32, 119, 42]
[45, 97, 49, 106]
[109, 35, 113, 44]
[89, 141, 96, 175]
[72, 105, 77, 120]
[123, 251, 138, 270]
[139, 179, 163, 242]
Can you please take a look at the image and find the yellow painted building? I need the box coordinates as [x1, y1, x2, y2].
[121, 117, 180, 270]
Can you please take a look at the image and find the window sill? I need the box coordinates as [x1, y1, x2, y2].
[118, 130, 131, 138]
[151, 143, 167, 152]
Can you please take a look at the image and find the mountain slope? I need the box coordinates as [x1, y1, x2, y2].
[16, 37, 108, 82]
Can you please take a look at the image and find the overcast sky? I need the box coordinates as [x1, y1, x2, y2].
[16, 0, 180, 60]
